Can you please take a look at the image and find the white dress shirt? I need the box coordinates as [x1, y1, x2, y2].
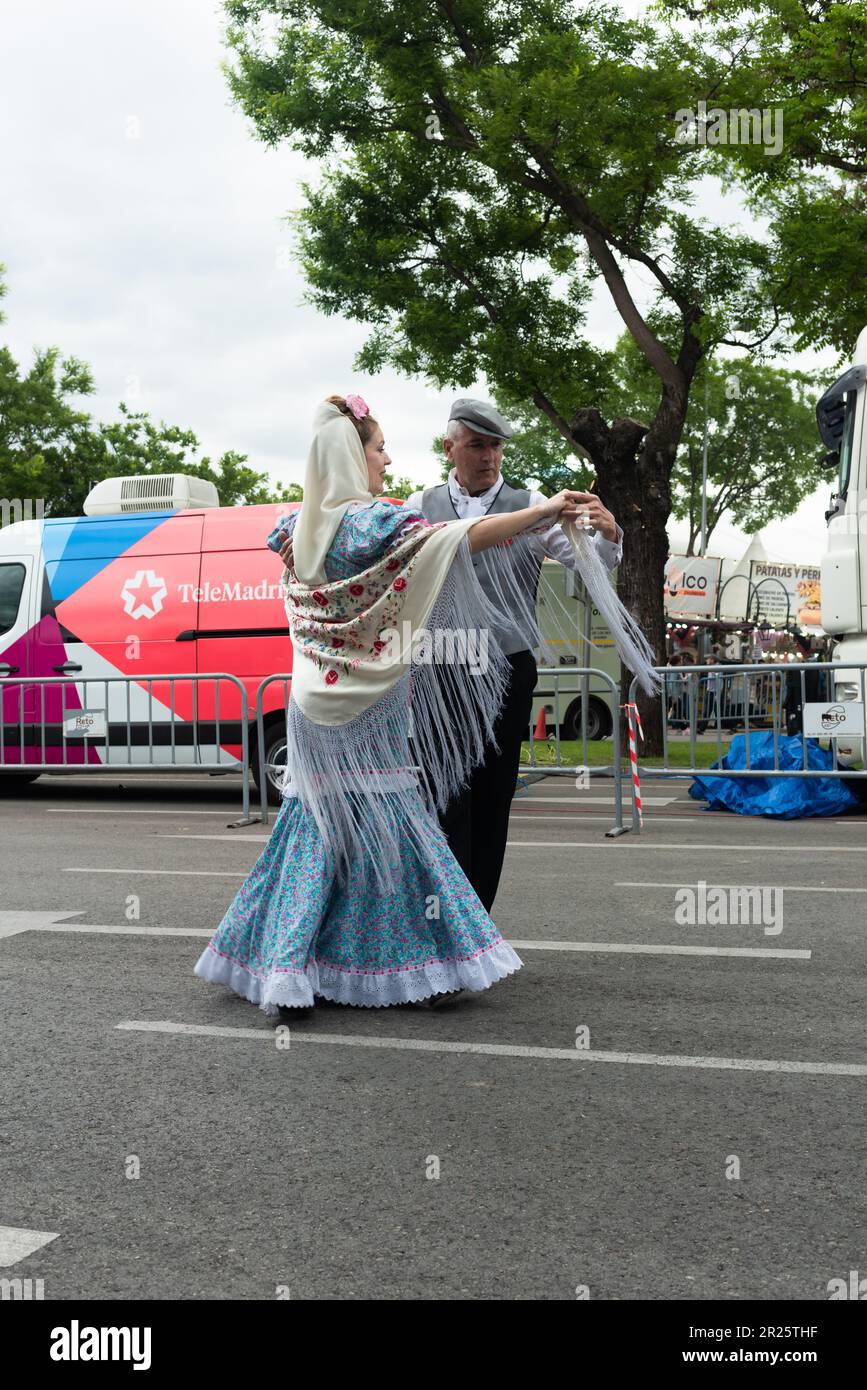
[405, 470, 623, 572]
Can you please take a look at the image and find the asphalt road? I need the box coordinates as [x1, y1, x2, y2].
[1, 770, 865, 1300]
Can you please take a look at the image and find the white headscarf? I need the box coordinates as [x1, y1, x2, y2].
[292, 401, 374, 586]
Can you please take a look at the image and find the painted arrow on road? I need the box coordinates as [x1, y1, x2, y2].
[0, 911, 85, 939]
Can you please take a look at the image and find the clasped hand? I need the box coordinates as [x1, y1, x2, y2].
[542, 490, 593, 528]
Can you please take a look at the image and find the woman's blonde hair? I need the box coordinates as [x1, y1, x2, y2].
[327, 395, 379, 445]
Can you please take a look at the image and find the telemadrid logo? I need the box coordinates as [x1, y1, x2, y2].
[121, 570, 167, 620]
[119, 576, 286, 619]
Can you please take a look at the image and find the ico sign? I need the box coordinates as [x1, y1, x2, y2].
[664, 555, 722, 618]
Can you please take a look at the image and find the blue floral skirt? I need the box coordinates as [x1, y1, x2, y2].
[194, 792, 522, 1011]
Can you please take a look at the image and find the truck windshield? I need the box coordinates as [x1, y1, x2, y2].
[816, 363, 865, 496]
[838, 390, 857, 494]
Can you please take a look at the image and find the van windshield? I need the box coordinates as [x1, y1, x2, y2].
[0, 563, 26, 636]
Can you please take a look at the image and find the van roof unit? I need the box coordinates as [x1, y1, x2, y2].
[83, 474, 220, 516]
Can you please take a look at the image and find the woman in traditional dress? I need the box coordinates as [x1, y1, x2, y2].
[194, 395, 657, 1016]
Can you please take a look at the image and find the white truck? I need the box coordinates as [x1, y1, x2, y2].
[531, 561, 619, 740]
[818, 323, 867, 764]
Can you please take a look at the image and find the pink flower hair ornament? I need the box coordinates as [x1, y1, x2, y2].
[345, 393, 370, 421]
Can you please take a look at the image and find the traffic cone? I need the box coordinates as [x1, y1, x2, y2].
[532, 705, 548, 741]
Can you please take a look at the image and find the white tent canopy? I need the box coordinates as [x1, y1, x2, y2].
[717, 533, 769, 621]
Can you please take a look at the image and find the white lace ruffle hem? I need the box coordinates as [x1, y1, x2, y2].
[193, 939, 522, 1014]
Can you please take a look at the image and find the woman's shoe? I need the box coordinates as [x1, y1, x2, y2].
[414, 990, 465, 1009]
[275, 1004, 314, 1022]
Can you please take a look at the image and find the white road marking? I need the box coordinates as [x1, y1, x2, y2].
[155, 834, 867, 853]
[2, 919, 807, 957]
[115, 1020, 867, 1076]
[158, 833, 270, 842]
[30, 923, 211, 937]
[0, 1225, 60, 1267]
[507, 940, 810, 959]
[509, 813, 707, 823]
[506, 841, 867, 853]
[516, 795, 678, 806]
[47, 808, 236, 816]
[616, 880, 867, 895]
[64, 867, 247, 877]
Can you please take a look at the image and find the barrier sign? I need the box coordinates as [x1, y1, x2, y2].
[803, 702, 865, 737]
[63, 709, 107, 739]
[664, 555, 721, 617]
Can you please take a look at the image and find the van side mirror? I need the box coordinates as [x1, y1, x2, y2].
[821, 450, 840, 471]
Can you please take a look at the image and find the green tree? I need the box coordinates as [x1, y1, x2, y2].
[658, 0, 867, 354]
[628, 354, 827, 556]
[383, 470, 425, 499]
[221, 0, 866, 745]
[491, 336, 827, 553]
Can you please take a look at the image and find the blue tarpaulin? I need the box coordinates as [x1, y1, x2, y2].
[688, 732, 858, 818]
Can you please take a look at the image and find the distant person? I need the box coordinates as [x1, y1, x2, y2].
[701, 655, 723, 730]
[784, 633, 825, 736]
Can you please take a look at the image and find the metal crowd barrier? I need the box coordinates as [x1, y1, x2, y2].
[520, 665, 626, 835]
[0, 673, 255, 824]
[25, 662, 841, 843]
[254, 666, 628, 836]
[625, 661, 867, 832]
[666, 669, 786, 730]
[254, 674, 292, 827]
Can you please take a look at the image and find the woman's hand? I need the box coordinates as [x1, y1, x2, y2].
[538, 490, 619, 539]
[538, 490, 586, 525]
[277, 530, 295, 572]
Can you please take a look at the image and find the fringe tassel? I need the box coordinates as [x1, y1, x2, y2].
[473, 528, 661, 695]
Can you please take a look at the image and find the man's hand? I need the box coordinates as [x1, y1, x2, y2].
[570, 492, 619, 542]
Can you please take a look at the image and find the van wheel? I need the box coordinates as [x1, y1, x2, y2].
[0, 772, 40, 792]
[252, 726, 288, 807]
[562, 697, 608, 742]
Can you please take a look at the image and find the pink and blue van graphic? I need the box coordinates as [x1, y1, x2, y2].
[0, 498, 299, 798]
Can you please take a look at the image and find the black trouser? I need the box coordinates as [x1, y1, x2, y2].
[436, 649, 537, 914]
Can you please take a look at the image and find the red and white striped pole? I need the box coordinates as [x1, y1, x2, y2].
[621, 701, 644, 828]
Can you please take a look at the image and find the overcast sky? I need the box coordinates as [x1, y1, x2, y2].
[0, 0, 847, 562]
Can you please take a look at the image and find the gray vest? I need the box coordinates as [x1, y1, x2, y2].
[420, 481, 541, 656]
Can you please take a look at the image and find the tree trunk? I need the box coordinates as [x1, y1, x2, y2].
[570, 399, 686, 758]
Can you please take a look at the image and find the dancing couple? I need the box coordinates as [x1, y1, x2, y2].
[194, 394, 658, 1015]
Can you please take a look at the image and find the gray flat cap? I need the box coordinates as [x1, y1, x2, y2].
[448, 397, 513, 439]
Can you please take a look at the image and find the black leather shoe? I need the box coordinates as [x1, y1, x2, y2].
[275, 1004, 313, 1021]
